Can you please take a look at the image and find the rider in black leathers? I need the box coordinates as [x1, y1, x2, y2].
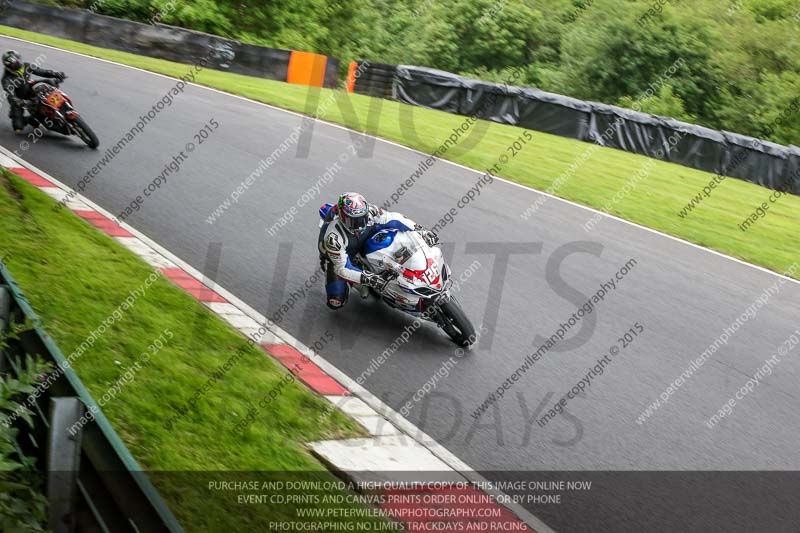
[2, 50, 65, 133]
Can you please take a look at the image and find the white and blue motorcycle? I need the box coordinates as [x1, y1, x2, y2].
[319, 208, 476, 347]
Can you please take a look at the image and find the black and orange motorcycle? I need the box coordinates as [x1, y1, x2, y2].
[24, 79, 99, 149]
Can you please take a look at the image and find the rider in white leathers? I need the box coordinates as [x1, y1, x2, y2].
[318, 192, 437, 309]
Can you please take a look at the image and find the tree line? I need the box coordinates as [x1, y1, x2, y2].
[45, 0, 800, 145]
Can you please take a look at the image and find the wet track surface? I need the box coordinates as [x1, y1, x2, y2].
[2, 36, 799, 532]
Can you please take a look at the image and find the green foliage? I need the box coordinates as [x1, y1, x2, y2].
[0, 346, 51, 533]
[40, 0, 800, 144]
[405, 0, 543, 73]
[746, 0, 798, 21]
[619, 84, 696, 122]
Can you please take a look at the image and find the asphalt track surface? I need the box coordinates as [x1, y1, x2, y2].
[2, 37, 799, 532]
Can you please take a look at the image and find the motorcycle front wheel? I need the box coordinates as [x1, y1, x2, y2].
[437, 298, 476, 347]
[71, 116, 99, 149]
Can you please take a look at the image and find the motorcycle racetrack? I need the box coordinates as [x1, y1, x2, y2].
[2, 36, 799, 532]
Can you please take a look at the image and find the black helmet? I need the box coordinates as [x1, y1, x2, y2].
[2, 50, 22, 73]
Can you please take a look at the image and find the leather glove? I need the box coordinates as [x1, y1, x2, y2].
[419, 228, 439, 247]
[55, 72, 67, 81]
[360, 271, 393, 292]
[10, 96, 25, 107]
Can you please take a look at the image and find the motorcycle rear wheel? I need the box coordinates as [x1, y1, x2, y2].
[438, 298, 476, 347]
[71, 116, 99, 149]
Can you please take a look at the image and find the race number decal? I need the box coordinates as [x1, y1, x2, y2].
[421, 263, 439, 285]
[46, 91, 65, 107]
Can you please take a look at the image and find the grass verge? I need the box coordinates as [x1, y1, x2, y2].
[1, 26, 796, 278]
[0, 168, 385, 531]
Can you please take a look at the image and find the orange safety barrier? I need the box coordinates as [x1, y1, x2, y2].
[286, 51, 328, 88]
[346, 61, 358, 93]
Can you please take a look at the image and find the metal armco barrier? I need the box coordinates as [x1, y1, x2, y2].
[0, 261, 183, 533]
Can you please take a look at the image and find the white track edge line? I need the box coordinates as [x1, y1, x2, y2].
[0, 144, 556, 533]
[1, 33, 797, 288]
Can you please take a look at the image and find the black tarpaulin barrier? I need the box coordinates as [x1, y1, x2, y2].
[394, 66, 513, 119]
[391, 64, 797, 195]
[395, 66, 592, 138]
[587, 103, 666, 155]
[720, 132, 792, 191]
[516, 89, 592, 139]
[786, 146, 800, 194]
[587, 106, 728, 174]
[457, 80, 522, 122]
[394, 66, 467, 114]
[657, 119, 728, 174]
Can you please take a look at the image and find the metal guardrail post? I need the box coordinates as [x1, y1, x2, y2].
[0, 263, 183, 532]
[47, 397, 84, 533]
[0, 284, 9, 373]
[0, 284, 9, 331]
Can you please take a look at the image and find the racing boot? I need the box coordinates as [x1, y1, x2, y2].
[358, 283, 370, 299]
